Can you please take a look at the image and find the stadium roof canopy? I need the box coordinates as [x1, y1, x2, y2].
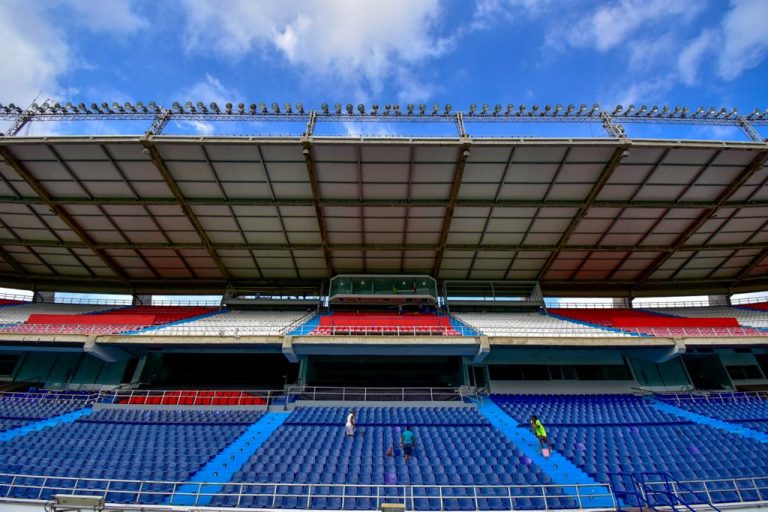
[0, 102, 767, 297]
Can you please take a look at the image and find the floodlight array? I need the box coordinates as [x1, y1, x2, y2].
[1, 101, 766, 139]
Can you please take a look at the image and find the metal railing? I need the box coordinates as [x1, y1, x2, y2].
[641, 475, 768, 509]
[552, 297, 768, 309]
[0, 386, 470, 405]
[0, 473, 616, 511]
[288, 325, 478, 337]
[655, 390, 768, 405]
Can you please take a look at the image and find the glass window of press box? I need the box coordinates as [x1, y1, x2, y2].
[330, 276, 437, 297]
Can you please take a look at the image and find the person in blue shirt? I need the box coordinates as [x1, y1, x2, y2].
[401, 426, 415, 462]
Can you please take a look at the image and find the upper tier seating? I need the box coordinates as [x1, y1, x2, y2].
[0, 303, 118, 326]
[0, 408, 264, 503]
[311, 312, 460, 336]
[744, 302, 768, 311]
[548, 308, 765, 337]
[213, 406, 567, 510]
[645, 306, 768, 330]
[140, 310, 310, 336]
[0, 305, 216, 335]
[451, 312, 632, 337]
[492, 394, 768, 505]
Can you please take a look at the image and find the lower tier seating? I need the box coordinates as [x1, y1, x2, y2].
[492, 394, 768, 505]
[0, 408, 264, 503]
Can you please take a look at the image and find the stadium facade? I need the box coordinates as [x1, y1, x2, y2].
[0, 102, 766, 511]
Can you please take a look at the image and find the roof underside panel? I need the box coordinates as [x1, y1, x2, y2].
[0, 137, 765, 295]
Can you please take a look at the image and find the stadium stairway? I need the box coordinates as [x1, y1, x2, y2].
[650, 399, 768, 444]
[477, 401, 614, 509]
[0, 406, 92, 441]
[168, 411, 289, 506]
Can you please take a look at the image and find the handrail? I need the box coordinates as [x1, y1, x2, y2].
[0, 473, 616, 511]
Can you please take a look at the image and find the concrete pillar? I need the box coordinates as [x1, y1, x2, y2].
[612, 297, 631, 308]
[132, 294, 152, 306]
[33, 290, 55, 303]
[708, 294, 731, 306]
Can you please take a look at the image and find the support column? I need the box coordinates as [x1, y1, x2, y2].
[132, 294, 152, 306]
[612, 297, 632, 308]
[708, 294, 731, 306]
[33, 290, 54, 303]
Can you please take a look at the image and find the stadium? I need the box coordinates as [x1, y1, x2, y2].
[0, 101, 767, 512]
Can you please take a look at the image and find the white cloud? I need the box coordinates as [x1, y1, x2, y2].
[179, 0, 449, 98]
[179, 74, 238, 106]
[678, 29, 719, 85]
[62, 0, 148, 36]
[0, 0, 146, 107]
[559, 0, 702, 52]
[717, 0, 768, 79]
[0, 2, 72, 105]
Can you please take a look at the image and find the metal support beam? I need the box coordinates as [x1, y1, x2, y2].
[301, 139, 334, 277]
[636, 150, 768, 284]
[140, 139, 231, 280]
[736, 115, 763, 143]
[536, 145, 630, 280]
[146, 110, 171, 136]
[734, 247, 768, 284]
[432, 141, 472, 276]
[1, 238, 767, 253]
[0, 146, 130, 282]
[0, 194, 767, 210]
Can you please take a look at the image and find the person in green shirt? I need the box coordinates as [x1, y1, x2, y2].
[531, 415, 552, 453]
[401, 426, 415, 462]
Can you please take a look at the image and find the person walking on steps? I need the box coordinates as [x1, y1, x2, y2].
[401, 426, 415, 462]
[531, 415, 552, 454]
[345, 410, 356, 437]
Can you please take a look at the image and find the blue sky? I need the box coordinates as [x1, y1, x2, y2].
[0, 0, 766, 139]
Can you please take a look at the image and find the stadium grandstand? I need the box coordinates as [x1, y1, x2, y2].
[0, 102, 767, 511]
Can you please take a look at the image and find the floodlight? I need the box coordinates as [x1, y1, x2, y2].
[682, 106, 689, 116]
[225, 102, 233, 113]
[210, 102, 220, 113]
[579, 103, 587, 113]
[432, 104, 439, 115]
[372, 104, 379, 114]
[650, 105, 658, 115]
[271, 102, 280, 113]
[148, 101, 158, 111]
[385, 104, 392, 113]
[135, 101, 145, 110]
[555, 104, 562, 114]
[419, 103, 426, 114]
[357, 104, 365, 114]
[335, 103, 342, 114]
[506, 104, 514, 114]
[638, 105, 647, 114]
[494, 104, 502, 115]
[519, 104, 526, 114]
[532, 104, 539, 113]
[196, 102, 206, 112]
[613, 105, 623, 115]
[346, 104, 354, 114]
[661, 105, 670, 115]
[393, 104, 400, 114]
[482, 103, 489, 114]
[258, 102, 267, 113]
[78, 102, 87, 111]
[592, 103, 600, 112]
[249, 103, 257, 114]
[284, 103, 292, 114]
[543, 104, 551, 113]
[469, 103, 477, 114]
[444, 104, 452, 114]
[296, 103, 304, 114]
[566, 104, 575, 114]
[237, 103, 245, 113]
[101, 102, 109, 110]
[90, 103, 98, 111]
[321, 103, 329, 114]
[65, 102, 73, 109]
[407, 103, 414, 114]
[185, 101, 195, 112]
[674, 106, 682, 114]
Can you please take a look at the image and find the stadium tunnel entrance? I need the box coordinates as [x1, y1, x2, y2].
[140, 352, 300, 388]
[304, 355, 464, 388]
